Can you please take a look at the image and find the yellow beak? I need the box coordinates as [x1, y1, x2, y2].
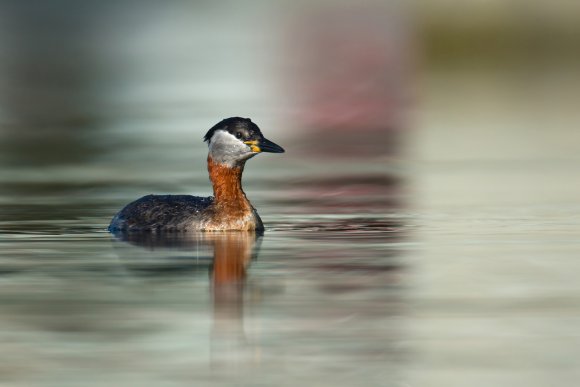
[244, 137, 285, 153]
[244, 140, 261, 153]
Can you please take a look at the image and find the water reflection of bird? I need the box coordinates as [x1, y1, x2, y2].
[111, 230, 261, 368]
[108, 117, 284, 232]
[112, 231, 260, 280]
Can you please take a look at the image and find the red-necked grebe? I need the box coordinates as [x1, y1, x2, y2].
[108, 117, 284, 232]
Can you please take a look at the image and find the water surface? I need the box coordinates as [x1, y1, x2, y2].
[1, 2, 580, 386]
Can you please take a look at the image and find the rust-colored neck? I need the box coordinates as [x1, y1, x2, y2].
[207, 156, 249, 206]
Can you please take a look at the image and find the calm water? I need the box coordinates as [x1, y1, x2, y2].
[2, 2, 580, 386]
[0, 129, 412, 387]
[2, 126, 580, 387]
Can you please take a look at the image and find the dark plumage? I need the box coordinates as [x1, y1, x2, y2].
[203, 117, 260, 143]
[109, 195, 213, 232]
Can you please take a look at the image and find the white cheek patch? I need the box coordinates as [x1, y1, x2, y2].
[208, 130, 253, 166]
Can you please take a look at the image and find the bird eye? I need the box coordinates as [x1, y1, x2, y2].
[236, 132, 243, 139]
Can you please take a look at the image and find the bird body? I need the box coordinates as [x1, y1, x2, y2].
[108, 117, 283, 232]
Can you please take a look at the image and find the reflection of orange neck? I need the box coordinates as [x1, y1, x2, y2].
[204, 231, 256, 366]
[212, 233, 252, 285]
[208, 156, 251, 209]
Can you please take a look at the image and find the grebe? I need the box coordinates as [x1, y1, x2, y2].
[108, 117, 284, 232]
